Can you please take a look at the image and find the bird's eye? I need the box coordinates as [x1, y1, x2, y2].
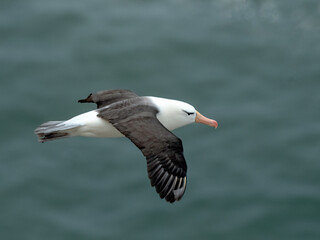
[183, 110, 195, 116]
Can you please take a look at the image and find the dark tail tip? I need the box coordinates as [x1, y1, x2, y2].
[36, 132, 69, 143]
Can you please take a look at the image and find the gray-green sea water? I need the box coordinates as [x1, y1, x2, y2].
[1, 0, 320, 239]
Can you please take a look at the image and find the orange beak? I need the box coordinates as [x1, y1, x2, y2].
[195, 111, 218, 128]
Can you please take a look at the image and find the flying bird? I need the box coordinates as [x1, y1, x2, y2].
[35, 89, 218, 203]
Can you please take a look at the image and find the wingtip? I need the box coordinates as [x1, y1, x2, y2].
[78, 93, 93, 103]
[155, 175, 187, 203]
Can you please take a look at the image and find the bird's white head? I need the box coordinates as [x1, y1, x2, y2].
[150, 97, 218, 131]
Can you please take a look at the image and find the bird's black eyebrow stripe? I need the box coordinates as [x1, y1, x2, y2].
[182, 110, 194, 115]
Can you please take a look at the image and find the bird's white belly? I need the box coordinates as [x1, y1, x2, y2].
[65, 110, 124, 138]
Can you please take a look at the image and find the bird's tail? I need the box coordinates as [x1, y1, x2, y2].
[34, 121, 80, 142]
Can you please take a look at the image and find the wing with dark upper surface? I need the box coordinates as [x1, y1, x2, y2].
[78, 89, 139, 108]
[97, 97, 187, 203]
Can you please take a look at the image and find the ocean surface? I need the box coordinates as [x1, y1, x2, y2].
[1, 0, 320, 239]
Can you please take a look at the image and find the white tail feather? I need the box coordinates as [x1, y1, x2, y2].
[34, 121, 80, 142]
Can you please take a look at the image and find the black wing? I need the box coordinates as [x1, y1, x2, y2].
[98, 97, 187, 203]
[78, 89, 139, 108]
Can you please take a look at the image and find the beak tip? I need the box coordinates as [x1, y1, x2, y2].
[213, 121, 218, 129]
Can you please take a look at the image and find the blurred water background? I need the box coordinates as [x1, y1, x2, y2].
[1, 0, 320, 239]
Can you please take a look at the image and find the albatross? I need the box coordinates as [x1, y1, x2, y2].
[35, 89, 218, 203]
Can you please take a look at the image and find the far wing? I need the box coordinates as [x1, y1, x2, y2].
[78, 89, 138, 108]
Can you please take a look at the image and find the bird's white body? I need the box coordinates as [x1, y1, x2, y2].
[58, 97, 196, 138]
[64, 110, 123, 138]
